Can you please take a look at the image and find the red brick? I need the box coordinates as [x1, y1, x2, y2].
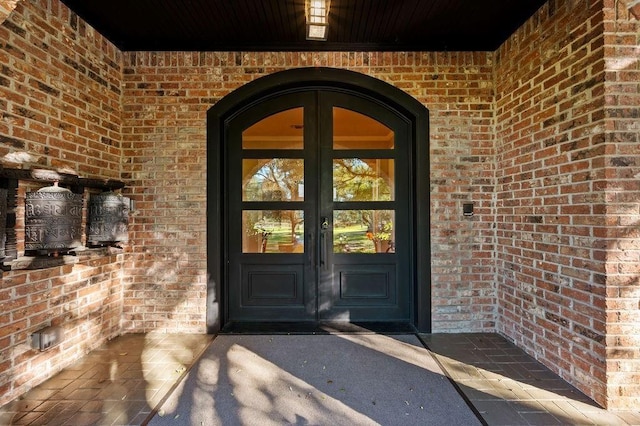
[1, 0, 639, 412]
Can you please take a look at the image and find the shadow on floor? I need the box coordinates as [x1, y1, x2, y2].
[421, 333, 640, 426]
[147, 334, 481, 426]
[0, 333, 212, 425]
[2, 332, 640, 425]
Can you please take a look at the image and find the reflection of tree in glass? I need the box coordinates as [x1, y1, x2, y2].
[333, 209, 394, 253]
[246, 159, 304, 245]
[334, 210, 363, 227]
[280, 211, 303, 244]
[333, 159, 391, 201]
[361, 210, 393, 240]
[251, 211, 304, 247]
[248, 159, 303, 201]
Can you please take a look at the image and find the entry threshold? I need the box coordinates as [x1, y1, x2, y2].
[219, 321, 417, 335]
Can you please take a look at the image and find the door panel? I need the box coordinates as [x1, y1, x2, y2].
[334, 264, 396, 301]
[317, 93, 410, 322]
[228, 93, 316, 322]
[227, 90, 411, 324]
[241, 263, 305, 306]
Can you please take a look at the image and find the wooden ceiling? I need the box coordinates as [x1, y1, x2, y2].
[60, 0, 548, 52]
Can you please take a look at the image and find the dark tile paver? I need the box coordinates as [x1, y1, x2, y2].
[421, 333, 640, 426]
[2, 332, 639, 425]
[0, 333, 212, 426]
[473, 400, 529, 425]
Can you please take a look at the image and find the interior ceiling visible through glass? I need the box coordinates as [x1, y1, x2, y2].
[242, 107, 393, 150]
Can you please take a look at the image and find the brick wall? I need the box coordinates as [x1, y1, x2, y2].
[2, 0, 639, 412]
[602, 0, 640, 411]
[0, 0, 124, 406]
[495, 0, 608, 406]
[0, 0, 18, 26]
[120, 51, 497, 334]
[495, 0, 640, 410]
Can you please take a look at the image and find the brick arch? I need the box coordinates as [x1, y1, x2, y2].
[0, 0, 21, 25]
[628, 0, 640, 19]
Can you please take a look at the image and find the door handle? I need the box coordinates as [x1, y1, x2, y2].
[320, 232, 327, 269]
[320, 217, 329, 269]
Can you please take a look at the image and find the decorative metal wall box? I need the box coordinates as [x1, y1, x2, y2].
[0, 187, 7, 260]
[25, 183, 83, 254]
[87, 192, 129, 246]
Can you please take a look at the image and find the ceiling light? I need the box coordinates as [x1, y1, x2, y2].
[306, 0, 330, 41]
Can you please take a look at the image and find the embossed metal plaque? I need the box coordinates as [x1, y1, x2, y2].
[87, 192, 129, 245]
[0, 187, 7, 259]
[25, 185, 83, 253]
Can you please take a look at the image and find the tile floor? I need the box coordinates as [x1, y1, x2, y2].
[1, 332, 639, 425]
[421, 333, 640, 426]
[0, 333, 213, 426]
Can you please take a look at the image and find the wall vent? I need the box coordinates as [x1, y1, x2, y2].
[31, 326, 63, 351]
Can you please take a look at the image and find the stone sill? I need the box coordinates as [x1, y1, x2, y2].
[2, 246, 124, 272]
[0, 166, 125, 190]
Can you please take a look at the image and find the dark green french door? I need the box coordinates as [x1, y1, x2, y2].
[226, 90, 412, 324]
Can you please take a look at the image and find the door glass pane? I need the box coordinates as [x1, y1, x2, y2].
[333, 158, 394, 201]
[333, 107, 394, 150]
[333, 210, 395, 254]
[243, 108, 304, 149]
[242, 210, 304, 253]
[243, 159, 304, 201]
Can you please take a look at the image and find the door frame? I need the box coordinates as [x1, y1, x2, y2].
[206, 67, 431, 333]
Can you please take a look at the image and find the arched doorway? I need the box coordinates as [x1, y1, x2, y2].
[207, 68, 430, 332]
